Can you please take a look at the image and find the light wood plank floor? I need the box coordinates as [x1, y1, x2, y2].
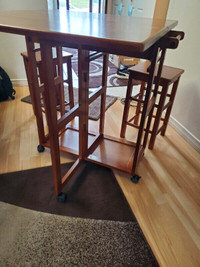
[0, 86, 199, 266]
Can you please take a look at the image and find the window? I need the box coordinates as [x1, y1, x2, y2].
[56, 0, 106, 13]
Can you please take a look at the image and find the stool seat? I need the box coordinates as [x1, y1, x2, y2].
[120, 62, 184, 149]
[129, 61, 184, 85]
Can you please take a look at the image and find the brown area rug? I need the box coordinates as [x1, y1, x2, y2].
[64, 48, 129, 88]
[21, 88, 117, 121]
[0, 162, 159, 266]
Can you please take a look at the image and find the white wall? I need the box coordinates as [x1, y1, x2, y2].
[165, 0, 200, 148]
[0, 0, 47, 84]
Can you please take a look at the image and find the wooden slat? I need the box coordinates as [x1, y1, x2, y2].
[156, 124, 166, 135]
[127, 122, 140, 129]
[99, 53, 109, 134]
[61, 158, 83, 186]
[25, 36, 46, 146]
[103, 134, 137, 147]
[78, 49, 89, 159]
[88, 52, 104, 61]
[88, 87, 103, 105]
[40, 41, 62, 195]
[56, 46, 65, 116]
[86, 133, 103, 156]
[130, 96, 144, 103]
[146, 96, 156, 117]
[57, 104, 79, 132]
[162, 101, 172, 111]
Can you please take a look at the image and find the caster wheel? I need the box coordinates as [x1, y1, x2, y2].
[57, 192, 67, 203]
[131, 174, 141, 184]
[37, 145, 45, 153]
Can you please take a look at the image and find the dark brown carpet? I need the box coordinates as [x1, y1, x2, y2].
[0, 162, 159, 266]
[0, 161, 133, 221]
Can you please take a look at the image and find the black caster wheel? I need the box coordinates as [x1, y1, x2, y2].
[57, 192, 67, 203]
[130, 174, 141, 184]
[37, 145, 45, 153]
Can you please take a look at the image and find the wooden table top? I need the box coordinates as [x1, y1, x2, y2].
[0, 10, 177, 55]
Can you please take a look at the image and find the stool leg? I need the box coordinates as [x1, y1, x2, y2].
[149, 82, 169, 149]
[100, 53, 109, 134]
[56, 47, 66, 116]
[120, 74, 133, 138]
[161, 77, 180, 136]
[134, 81, 146, 126]
[67, 57, 74, 109]
[22, 56, 36, 115]
[25, 37, 46, 147]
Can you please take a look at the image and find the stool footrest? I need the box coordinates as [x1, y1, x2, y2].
[126, 122, 140, 129]
[157, 124, 166, 135]
[130, 96, 144, 103]
[162, 101, 172, 111]
[128, 114, 139, 124]
[146, 96, 156, 117]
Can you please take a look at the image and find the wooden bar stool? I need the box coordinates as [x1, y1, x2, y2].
[21, 49, 74, 115]
[120, 61, 184, 149]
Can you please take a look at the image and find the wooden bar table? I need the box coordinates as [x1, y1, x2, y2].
[0, 10, 179, 201]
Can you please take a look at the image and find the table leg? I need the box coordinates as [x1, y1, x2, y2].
[131, 44, 160, 176]
[143, 47, 167, 149]
[78, 49, 90, 159]
[149, 83, 169, 149]
[161, 77, 180, 136]
[25, 36, 46, 147]
[40, 40, 62, 195]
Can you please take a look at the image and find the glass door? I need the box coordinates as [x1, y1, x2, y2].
[58, 0, 106, 13]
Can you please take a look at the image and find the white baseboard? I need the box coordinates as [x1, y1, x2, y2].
[169, 116, 200, 153]
[11, 79, 28, 87]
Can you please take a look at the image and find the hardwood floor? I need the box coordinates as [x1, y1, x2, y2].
[0, 86, 199, 266]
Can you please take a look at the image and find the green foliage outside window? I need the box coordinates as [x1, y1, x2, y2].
[70, 0, 90, 8]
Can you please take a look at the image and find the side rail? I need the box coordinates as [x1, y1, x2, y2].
[160, 30, 185, 49]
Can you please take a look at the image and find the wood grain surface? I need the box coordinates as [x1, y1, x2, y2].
[0, 10, 177, 54]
